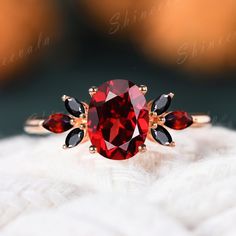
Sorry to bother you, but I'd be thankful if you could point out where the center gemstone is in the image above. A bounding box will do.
[87,79,149,160]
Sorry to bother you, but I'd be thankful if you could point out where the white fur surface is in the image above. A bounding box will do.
[0,126,236,236]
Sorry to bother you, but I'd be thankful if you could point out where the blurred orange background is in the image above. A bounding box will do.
[0,0,235,135]
[81,0,236,72]
[1,0,236,84]
[0,0,59,83]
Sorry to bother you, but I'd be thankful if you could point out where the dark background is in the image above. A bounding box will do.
[0,1,235,137]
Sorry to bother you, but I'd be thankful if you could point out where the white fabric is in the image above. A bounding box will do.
[0,126,236,236]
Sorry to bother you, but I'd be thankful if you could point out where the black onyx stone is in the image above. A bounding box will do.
[65,97,85,117]
[151,126,173,145]
[151,94,172,115]
[65,128,84,148]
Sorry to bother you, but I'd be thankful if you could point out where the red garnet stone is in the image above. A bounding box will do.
[165,111,193,130]
[43,113,72,133]
[88,79,149,160]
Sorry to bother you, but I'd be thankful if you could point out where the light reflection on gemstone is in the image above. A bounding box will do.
[88,79,149,160]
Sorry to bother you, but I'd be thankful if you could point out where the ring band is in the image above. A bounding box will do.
[24,79,211,160]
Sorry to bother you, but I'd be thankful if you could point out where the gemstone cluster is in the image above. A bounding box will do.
[42,79,194,160]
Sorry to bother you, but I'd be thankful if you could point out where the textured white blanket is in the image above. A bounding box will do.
[0,126,236,236]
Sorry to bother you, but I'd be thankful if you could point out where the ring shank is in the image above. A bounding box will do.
[24,118,50,135]
[191,114,211,127]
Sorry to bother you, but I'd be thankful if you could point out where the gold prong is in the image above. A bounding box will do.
[151,123,158,129]
[158,117,166,125]
[139,85,148,95]
[168,92,174,98]
[150,112,158,118]
[63,144,68,149]
[89,145,97,154]
[62,95,70,102]
[80,113,87,119]
[79,124,86,130]
[70,118,76,126]
[166,141,175,147]
[159,117,165,122]
[138,144,147,153]
[89,86,98,97]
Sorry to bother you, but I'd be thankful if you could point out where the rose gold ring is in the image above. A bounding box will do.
[24,79,211,160]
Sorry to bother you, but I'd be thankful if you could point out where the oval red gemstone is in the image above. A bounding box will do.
[43,113,73,133]
[87,79,149,160]
[165,111,193,130]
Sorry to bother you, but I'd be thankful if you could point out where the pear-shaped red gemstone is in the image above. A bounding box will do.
[43,113,73,133]
[165,111,193,130]
[88,79,149,160]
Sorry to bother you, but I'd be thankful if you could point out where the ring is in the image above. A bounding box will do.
[24,79,211,160]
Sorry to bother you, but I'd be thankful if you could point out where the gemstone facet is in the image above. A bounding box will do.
[43,113,73,133]
[87,79,149,160]
[65,97,85,117]
[165,111,193,130]
[65,128,84,148]
[151,94,172,115]
[151,125,172,145]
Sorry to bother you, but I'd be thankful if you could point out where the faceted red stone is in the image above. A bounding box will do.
[43,113,73,133]
[165,111,193,130]
[87,79,149,160]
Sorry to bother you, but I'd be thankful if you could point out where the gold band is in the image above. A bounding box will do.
[24,118,50,135]
[191,114,211,127]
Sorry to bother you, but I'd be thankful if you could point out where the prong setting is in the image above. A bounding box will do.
[80,113,87,119]
[138,144,147,153]
[89,145,97,154]
[150,111,158,118]
[62,95,70,102]
[62,144,68,149]
[168,92,174,98]
[70,118,76,126]
[89,86,98,97]
[139,85,148,95]
[79,123,86,130]
[151,122,158,129]
[167,141,176,147]
[158,116,166,125]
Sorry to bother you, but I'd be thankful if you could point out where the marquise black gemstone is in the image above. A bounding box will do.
[65,97,85,117]
[65,128,84,148]
[151,94,172,115]
[151,126,173,145]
